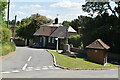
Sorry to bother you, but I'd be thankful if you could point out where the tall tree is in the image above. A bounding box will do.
[82,1,120,53]
[62,21,71,26]
[82,1,120,18]
[17,13,52,39]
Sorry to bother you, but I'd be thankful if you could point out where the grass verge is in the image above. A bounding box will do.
[0,41,16,56]
[48,50,118,69]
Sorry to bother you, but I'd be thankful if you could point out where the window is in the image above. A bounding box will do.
[52,38,54,43]
[48,37,51,43]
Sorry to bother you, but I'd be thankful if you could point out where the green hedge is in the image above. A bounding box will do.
[0,41,16,56]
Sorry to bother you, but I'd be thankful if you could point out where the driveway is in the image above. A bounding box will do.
[0,47,118,78]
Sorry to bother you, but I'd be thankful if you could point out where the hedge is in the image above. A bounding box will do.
[1,41,16,56]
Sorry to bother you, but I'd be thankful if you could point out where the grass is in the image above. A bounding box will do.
[48,50,118,69]
[0,41,16,56]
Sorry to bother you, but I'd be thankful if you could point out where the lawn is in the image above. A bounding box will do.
[48,50,118,69]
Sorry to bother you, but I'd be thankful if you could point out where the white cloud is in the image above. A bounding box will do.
[50,0,85,9]
[37,9,51,14]
[20,4,43,9]
[15,11,25,15]
[49,0,88,22]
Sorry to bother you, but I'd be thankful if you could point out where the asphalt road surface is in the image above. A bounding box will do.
[0,47,118,78]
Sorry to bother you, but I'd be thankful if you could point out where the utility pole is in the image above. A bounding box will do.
[13,15,17,39]
[7,0,10,28]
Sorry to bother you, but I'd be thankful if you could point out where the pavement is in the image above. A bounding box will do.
[0,47,119,78]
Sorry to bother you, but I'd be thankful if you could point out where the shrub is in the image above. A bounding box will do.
[1,41,16,56]
[0,27,12,41]
[68,34,83,49]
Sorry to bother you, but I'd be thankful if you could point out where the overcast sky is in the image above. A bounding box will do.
[5,0,116,23]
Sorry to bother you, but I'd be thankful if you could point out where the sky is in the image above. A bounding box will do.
[5,0,88,23]
[5,0,116,23]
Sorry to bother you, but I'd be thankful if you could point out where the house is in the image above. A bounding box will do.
[33,18,77,49]
[86,39,110,65]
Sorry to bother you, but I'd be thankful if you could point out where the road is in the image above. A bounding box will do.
[0,47,118,78]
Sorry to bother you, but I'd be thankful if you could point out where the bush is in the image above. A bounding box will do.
[68,34,83,49]
[1,41,16,56]
[0,27,12,41]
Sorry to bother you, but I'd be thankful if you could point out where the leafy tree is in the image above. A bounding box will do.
[17,13,52,39]
[62,21,71,26]
[82,1,120,53]
[0,1,7,26]
[82,1,120,18]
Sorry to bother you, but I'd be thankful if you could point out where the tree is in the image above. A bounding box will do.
[82,1,120,18]
[62,21,71,26]
[0,1,7,26]
[17,13,52,39]
[82,2,120,53]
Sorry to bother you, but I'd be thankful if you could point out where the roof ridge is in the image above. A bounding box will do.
[97,39,110,49]
[97,39,106,49]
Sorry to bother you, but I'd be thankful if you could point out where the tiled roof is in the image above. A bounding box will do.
[50,26,77,38]
[86,39,110,50]
[33,28,41,36]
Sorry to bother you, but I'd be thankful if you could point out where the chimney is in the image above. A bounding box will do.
[54,18,58,24]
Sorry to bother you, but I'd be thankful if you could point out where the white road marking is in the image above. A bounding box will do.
[1,72,11,74]
[27,56,32,61]
[12,70,20,73]
[35,68,41,71]
[48,66,53,68]
[42,67,48,70]
[25,69,32,71]
[22,63,28,70]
